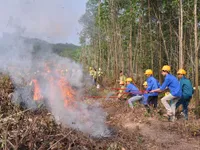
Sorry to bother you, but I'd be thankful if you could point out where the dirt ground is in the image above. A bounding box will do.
[0,76,200,150]
[101,99,200,150]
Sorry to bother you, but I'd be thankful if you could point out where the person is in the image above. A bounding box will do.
[97,68,103,88]
[150,65,182,122]
[125,78,143,109]
[117,81,126,100]
[144,69,160,109]
[89,67,94,77]
[142,81,151,113]
[176,69,194,120]
[93,69,97,85]
[117,71,126,83]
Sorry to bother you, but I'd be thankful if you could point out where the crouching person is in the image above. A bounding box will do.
[125,78,143,109]
[150,65,182,122]
[142,81,151,113]
[176,69,194,120]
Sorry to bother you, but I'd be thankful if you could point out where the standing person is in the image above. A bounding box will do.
[117,71,126,83]
[125,78,143,109]
[176,69,194,120]
[150,65,182,121]
[144,69,160,109]
[117,81,126,100]
[93,68,97,85]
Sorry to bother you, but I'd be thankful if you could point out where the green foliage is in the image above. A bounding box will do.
[52,43,81,61]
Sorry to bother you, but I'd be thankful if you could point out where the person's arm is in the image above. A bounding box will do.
[150,78,169,93]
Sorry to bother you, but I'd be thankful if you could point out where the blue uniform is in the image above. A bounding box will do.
[160,74,182,97]
[146,76,160,96]
[125,83,141,96]
[176,76,194,120]
[141,93,148,105]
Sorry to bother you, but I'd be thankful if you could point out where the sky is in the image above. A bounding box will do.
[0,0,87,45]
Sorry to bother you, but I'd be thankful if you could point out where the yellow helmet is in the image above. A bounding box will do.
[162,65,171,72]
[143,81,148,86]
[89,67,92,70]
[144,69,153,75]
[126,78,133,82]
[177,69,186,75]
[119,81,124,85]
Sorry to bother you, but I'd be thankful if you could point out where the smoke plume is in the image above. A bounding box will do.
[0,32,110,137]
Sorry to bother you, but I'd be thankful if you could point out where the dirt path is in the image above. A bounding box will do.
[103,100,200,150]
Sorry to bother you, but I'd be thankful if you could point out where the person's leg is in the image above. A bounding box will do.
[183,99,191,120]
[161,94,176,115]
[152,96,158,109]
[147,96,153,107]
[128,96,143,108]
[170,98,179,117]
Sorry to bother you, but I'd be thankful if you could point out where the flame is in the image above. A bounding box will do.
[32,79,43,101]
[58,74,75,107]
[32,63,75,107]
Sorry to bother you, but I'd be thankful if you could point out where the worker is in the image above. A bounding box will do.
[117,71,126,84]
[98,68,103,77]
[125,78,143,109]
[89,67,94,76]
[97,68,103,87]
[150,65,182,122]
[93,69,97,85]
[144,69,160,109]
[117,81,126,100]
[142,81,151,113]
[176,69,194,120]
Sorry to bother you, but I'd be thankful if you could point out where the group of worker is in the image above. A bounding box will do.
[89,67,103,87]
[118,65,194,122]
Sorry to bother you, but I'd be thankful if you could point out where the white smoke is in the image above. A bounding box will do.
[0,33,109,137]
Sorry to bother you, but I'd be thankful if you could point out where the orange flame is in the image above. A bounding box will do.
[58,76,75,107]
[32,79,43,101]
[32,64,75,107]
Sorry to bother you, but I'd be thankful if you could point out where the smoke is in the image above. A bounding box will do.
[0,33,110,137]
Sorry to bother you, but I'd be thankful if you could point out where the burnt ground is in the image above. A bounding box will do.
[0,75,199,150]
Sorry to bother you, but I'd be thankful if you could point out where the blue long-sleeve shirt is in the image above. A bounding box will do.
[146,76,160,96]
[160,74,182,97]
[179,76,194,99]
[125,83,141,96]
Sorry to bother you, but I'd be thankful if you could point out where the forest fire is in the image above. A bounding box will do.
[32,63,76,109]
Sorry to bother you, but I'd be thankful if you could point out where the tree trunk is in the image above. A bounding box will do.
[194,0,199,118]
[179,0,184,68]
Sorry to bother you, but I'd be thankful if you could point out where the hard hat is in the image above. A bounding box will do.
[177,69,186,75]
[119,81,124,85]
[143,81,148,86]
[144,69,153,75]
[162,65,171,72]
[126,78,133,82]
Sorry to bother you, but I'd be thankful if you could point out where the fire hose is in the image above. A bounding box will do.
[84,88,147,99]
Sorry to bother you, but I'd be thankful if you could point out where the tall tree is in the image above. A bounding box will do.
[194,0,199,118]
